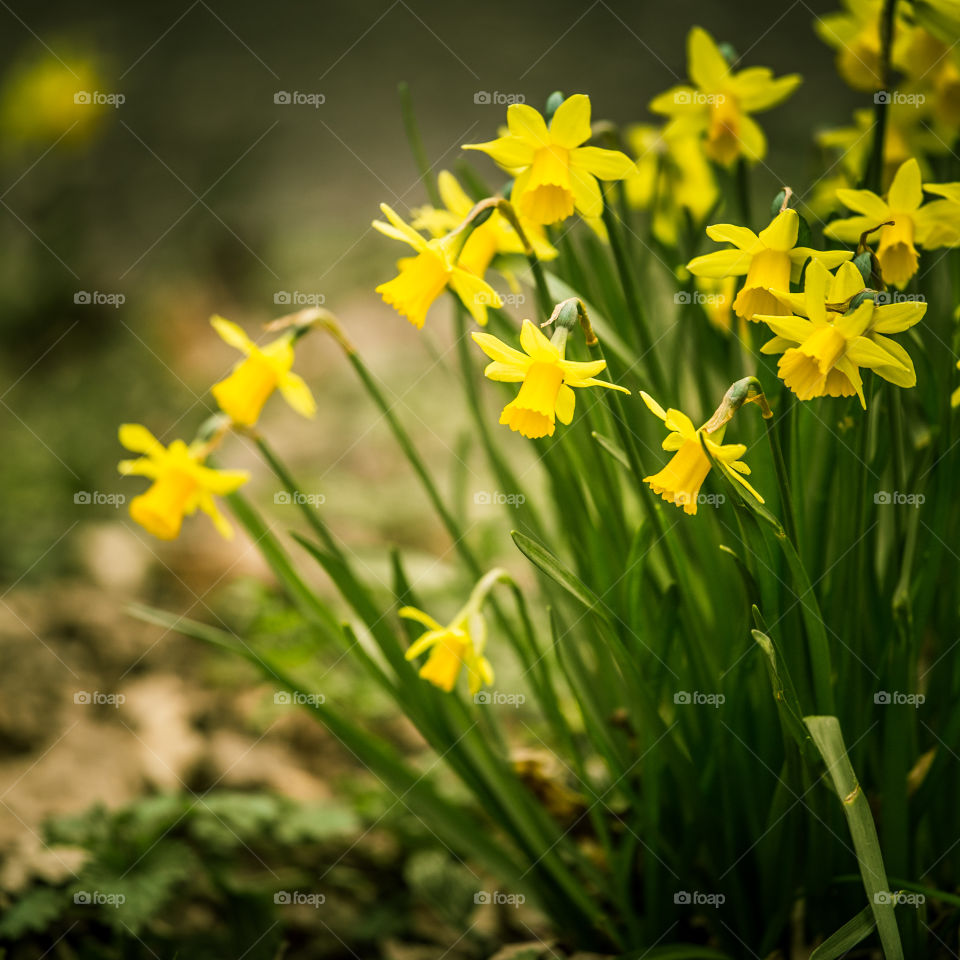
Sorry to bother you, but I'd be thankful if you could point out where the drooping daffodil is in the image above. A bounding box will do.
[210,316,316,427]
[400,569,507,695]
[640,391,763,515]
[118,424,249,540]
[472,318,629,439]
[374,203,503,329]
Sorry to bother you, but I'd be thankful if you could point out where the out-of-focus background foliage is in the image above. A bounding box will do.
[0,0,847,955]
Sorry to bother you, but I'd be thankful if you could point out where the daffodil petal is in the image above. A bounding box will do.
[887,158,923,212]
[549,93,591,148]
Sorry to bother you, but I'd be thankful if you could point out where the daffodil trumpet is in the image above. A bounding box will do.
[401,568,509,694]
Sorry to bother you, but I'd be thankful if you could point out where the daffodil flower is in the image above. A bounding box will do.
[641,392,763,515]
[754,259,925,405]
[118,424,249,540]
[373,203,502,329]
[210,316,316,427]
[411,170,556,288]
[687,208,852,322]
[471,319,629,439]
[824,158,960,288]
[462,94,636,225]
[400,569,506,694]
[624,124,718,247]
[649,26,801,166]
[814,0,912,91]
[817,106,944,196]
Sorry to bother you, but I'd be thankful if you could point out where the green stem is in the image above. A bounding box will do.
[865,0,898,192]
[345,349,482,577]
[253,435,343,560]
[600,200,665,393]
[765,415,800,550]
[399,81,441,207]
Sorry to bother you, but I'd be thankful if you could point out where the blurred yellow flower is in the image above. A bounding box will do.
[817,105,944,193]
[694,275,738,334]
[649,26,800,166]
[641,391,763,515]
[411,170,556,287]
[624,124,718,247]
[0,52,106,146]
[400,571,503,695]
[687,208,852,322]
[374,203,502,328]
[118,425,248,541]
[463,94,636,225]
[210,316,316,427]
[814,0,912,91]
[824,157,960,288]
[755,259,925,405]
[897,27,960,131]
[472,319,629,439]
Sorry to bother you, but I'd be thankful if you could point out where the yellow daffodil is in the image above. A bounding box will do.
[694,275,738,334]
[649,26,801,166]
[898,27,960,131]
[411,170,556,287]
[922,180,960,245]
[640,391,763,515]
[210,316,316,427]
[374,203,502,329]
[471,319,629,439]
[118,424,249,540]
[814,0,912,91]
[462,94,636,225]
[825,158,960,288]
[624,124,718,247]
[755,259,925,405]
[400,569,507,694]
[687,208,852,322]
